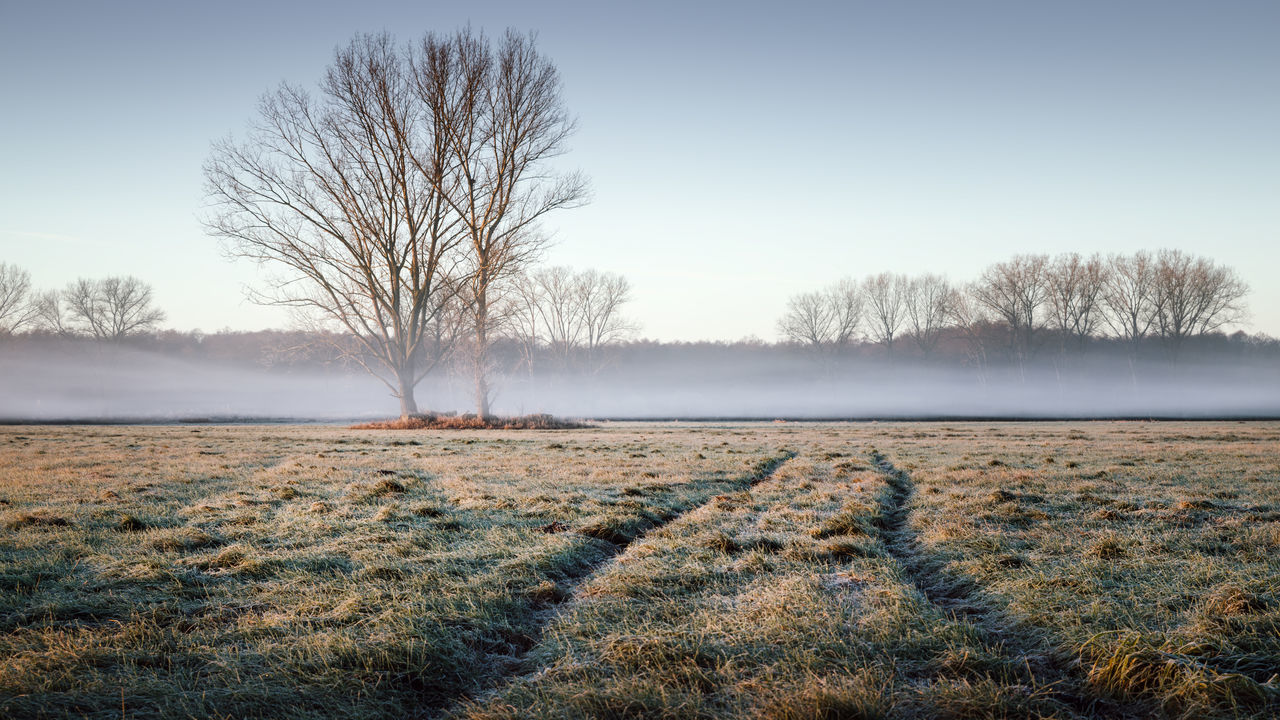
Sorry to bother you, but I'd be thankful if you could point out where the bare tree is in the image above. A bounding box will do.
[1046,253,1108,352]
[1101,251,1161,349]
[778,290,836,352]
[944,287,993,380]
[426,29,588,418]
[903,274,951,358]
[531,266,584,367]
[0,263,38,333]
[504,272,544,375]
[577,268,636,363]
[504,266,634,373]
[33,290,69,334]
[205,33,468,418]
[827,277,864,347]
[778,278,863,356]
[863,272,908,355]
[1152,249,1248,356]
[969,254,1050,362]
[63,276,165,339]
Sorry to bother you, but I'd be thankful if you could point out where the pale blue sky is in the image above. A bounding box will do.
[2,1,1277,340]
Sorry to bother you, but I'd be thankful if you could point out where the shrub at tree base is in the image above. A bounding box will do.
[350,412,589,430]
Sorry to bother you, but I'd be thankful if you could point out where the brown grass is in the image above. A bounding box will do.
[351,412,589,430]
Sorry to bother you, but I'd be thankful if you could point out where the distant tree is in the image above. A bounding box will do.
[777,278,861,355]
[0,262,38,333]
[1101,251,1161,349]
[1046,253,1107,352]
[969,254,1050,363]
[827,277,864,347]
[577,268,636,365]
[863,272,908,355]
[204,33,467,418]
[903,274,951,358]
[505,273,544,375]
[506,266,634,373]
[943,287,994,378]
[32,290,69,335]
[62,276,165,339]
[778,290,836,352]
[1152,249,1248,356]
[531,266,584,367]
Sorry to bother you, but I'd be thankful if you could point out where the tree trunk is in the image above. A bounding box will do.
[473,290,491,419]
[397,367,419,419]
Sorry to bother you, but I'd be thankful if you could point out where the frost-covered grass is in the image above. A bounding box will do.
[1,422,1276,719]
[873,422,1280,719]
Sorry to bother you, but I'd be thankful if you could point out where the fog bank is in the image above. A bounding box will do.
[2,343,1277,421]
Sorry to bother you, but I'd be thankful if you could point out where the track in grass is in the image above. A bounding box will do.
[431,449,798,718]
[869,450,1140,720]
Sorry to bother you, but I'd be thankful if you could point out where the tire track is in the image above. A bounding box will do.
[431,449,797,718]
[868,450,1132,720]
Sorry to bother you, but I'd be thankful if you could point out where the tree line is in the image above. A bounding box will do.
[778,250,1250,363]
[0,259,637,375]
[0,266,164,340]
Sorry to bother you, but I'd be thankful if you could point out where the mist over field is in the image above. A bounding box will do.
[3,340,1277,421]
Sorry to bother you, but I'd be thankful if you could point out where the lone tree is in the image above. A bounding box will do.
[206,33,469,417]
[205,29,584,419]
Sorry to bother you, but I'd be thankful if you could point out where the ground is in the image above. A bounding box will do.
[0,422,1277,719]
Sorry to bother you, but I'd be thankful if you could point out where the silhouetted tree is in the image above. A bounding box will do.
[62,276,165,340]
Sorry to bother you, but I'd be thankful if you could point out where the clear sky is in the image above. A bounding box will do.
[2,0,1277,340]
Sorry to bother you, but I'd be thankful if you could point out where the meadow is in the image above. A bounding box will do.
[0,422,1276,719]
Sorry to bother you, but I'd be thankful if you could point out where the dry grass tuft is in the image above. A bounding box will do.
[1088,536,1125,559]
[1082,634,1277,717]
[373,477,407,495]
[351,412,589,430]
[272,485,299,500]
[1203,585,1268,617]
[117,513,147,532]
[3,511,72,530]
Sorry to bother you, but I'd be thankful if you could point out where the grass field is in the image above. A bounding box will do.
[1,422,1276,719]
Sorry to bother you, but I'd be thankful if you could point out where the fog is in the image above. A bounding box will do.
[2,342,1278,422]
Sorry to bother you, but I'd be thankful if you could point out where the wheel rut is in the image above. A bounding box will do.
[868,450,1135,720]
[428,449,797,718]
